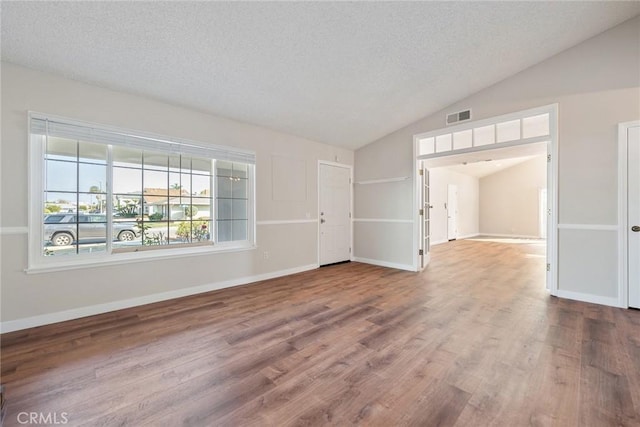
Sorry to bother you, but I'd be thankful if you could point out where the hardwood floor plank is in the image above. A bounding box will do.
[521,345,581,426]
[579,365,637,426]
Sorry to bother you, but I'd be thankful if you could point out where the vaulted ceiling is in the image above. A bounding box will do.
[2,2,638,149]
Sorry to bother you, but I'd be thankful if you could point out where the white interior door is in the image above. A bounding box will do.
[420,163,431,270]
[546,146,553,292]
[628,125,640,308]
[319,163,351,266]
[447,184,458,241]
[539,188,548,239]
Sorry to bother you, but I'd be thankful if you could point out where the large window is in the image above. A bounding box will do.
[30,114,255,270]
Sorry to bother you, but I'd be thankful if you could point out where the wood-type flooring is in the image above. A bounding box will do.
[2,239,639,426]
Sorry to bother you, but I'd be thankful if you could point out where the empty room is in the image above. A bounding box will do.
[1,2,639,426]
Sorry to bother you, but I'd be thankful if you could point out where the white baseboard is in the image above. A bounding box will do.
[475,233,542,239]
[430,233,479,246]
[458,233,480,240]
[556,290,622,308]
[0,263,319,333]
[352,257,415,272]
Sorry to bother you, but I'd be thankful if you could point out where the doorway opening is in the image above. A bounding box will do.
[427,149,547,244]
[413,105,558,295]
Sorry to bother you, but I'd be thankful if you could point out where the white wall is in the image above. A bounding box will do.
[353,119,415,262]
[0,63,353,330]
[354,16,640,305]
[429,168,479,244]
[480,156,547,238]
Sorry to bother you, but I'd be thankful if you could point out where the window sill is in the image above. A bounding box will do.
[26,243,257,274]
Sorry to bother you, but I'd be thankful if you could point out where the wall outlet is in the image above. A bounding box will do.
[263,251,269,260]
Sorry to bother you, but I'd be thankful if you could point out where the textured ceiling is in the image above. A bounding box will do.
[2,2,639,149]
[424,141,548,171]
[442,155,541,179]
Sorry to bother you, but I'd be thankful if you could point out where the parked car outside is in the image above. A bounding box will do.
[44,214,138,246]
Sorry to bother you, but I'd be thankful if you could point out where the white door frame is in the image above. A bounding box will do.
[412,104,558,296]
[317,160,353,267]
[418,161,431,270]
[539,188,548,239]
[447,184,458,241]
[617,120,640,308]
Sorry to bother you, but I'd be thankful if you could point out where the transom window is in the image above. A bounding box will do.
[417,112,550,157]
[29,114,255,270]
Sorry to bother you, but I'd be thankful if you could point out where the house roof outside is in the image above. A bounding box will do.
[142,188,191,205]
[166,197,211,207]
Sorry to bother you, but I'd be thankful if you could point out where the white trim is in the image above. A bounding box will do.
[0,226,29,235]
[354,176,410,185]
[430,239,448,246]
[556,290,622,308]
[548,104,559,296]
[27,112,258,271]
[618,122,628,309]
[317,161,354,266]
[417,161,429,272]
[415,104,554,140]
[28,113,42,273]
[417,135,551,161]
[25,243,257,274]
[436,234,540,242]
[318,160,352,169]
[447,183,458,241]
[458,233,481,240]
[413,137,419,272]
[539,188,547,238]
[618,120,640,309]
[29,111,256,162]
[472,233,543,239]
[0,263,318,333]
[557,223,618,231]
[353,218,413,224]
[413,103,558,295]
[256,219,318,225]
[352,257,414,272]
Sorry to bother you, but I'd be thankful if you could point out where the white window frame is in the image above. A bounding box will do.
[27,112,256,273]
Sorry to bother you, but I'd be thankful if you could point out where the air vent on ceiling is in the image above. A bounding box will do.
[446,109,472,126]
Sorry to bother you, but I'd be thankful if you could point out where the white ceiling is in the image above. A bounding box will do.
[441,155,540,178]
[424,141,548,177]
[2,2,638,150]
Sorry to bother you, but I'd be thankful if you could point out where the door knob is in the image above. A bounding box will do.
[632,225,640,232]
[320,218,326,224]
